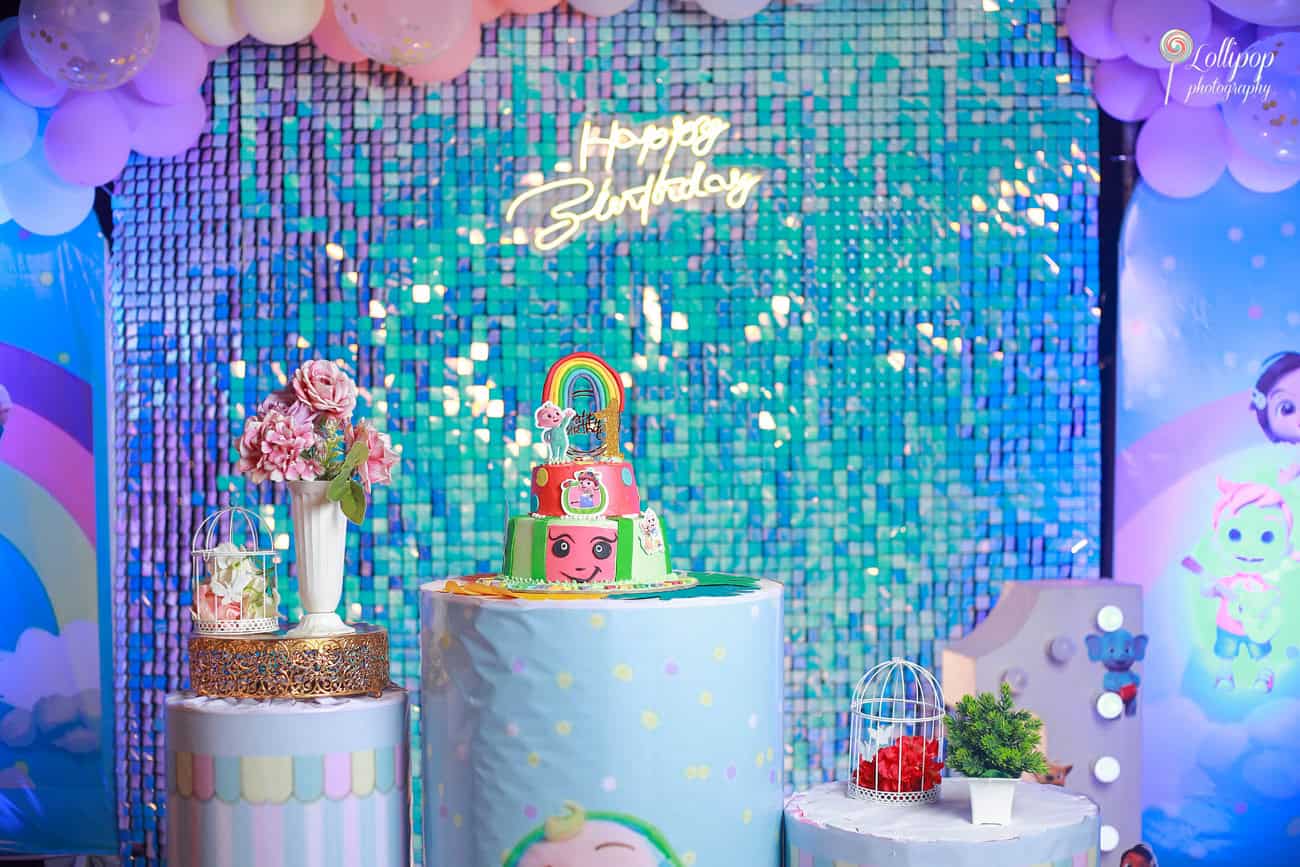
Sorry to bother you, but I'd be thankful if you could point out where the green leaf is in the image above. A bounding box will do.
[326,473,351,501]
[338,480,367,525]
[341,438,370,475]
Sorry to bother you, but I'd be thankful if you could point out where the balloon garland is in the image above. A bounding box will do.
[1066,0,1300,197]
[0,0,772,237]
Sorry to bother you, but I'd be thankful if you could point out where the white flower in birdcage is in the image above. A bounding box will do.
[847,658,946,805]
[190,507,281,635]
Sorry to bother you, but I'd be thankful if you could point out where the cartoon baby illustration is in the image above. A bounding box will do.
[1182,478,1299,692]
[636,509,664,555]
[546,524,617,584]
[536,401,578,463]
[574,471,601,509]
[1251,351,1300,485]
[504,802,684,867]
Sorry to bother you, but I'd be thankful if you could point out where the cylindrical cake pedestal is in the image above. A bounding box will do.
[420,579,784,867]
[785,780,1099,867]
[165,688,409,867]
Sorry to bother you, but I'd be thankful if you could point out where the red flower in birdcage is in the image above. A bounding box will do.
[853,735,944,793]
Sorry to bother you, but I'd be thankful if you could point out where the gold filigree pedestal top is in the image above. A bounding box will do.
[188,622,389,699]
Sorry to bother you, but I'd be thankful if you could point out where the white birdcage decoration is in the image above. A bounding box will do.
[190,507,280,635]
[847,658,946,804]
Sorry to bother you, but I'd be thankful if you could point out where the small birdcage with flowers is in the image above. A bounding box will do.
[847,658,946,804]
[190,507,280,635]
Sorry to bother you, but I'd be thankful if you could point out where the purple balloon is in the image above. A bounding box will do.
[1066,0,1126,60]
[43,92,131,185]
[130,21,208,105]
[0,31,66,107]
[1221,32,1300,164]
[115,88,207,157]
[1226,137,1300,191]
[1114,0,1213,69]
[1209,1,1300,28]
[1136,102,1230,197]
[1168,20,1237,106]
[1095,58,1165,120]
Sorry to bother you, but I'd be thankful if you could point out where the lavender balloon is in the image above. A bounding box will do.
[0,30,65,106]
[44,92,130,185]
[697,0,770,19]
[130,20,207,105]
[19,0,160,91]
[569,0,637,15]
[1065,0,1125,60]
[0,82,39,165]
[1221,32,1300,164]
[1136,102,1229,197]
[1209,1,1300,28]
[1226,137,1300,191]
[1094,58,1165,121]
[115,88,207,157]
[1113,0,1212,68]
[0,142,94,235]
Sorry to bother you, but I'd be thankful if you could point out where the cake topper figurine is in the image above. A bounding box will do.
[535,401,577,463]
[540,353,625,460]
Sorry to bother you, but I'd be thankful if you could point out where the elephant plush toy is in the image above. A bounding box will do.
[1085,629,1149,716]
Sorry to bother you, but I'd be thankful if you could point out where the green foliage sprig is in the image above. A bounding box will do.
[945,682,1048,779]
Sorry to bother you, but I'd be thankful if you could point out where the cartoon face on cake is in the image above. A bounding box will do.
[506,803,681,867]
[546,524,618,583]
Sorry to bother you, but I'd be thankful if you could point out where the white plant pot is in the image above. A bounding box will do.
[967,777,1018,825]
[285,479,354,638]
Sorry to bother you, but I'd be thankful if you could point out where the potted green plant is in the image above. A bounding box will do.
[945,682,1048,825]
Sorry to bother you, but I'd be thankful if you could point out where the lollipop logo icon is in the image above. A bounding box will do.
[1160,29,1194,64]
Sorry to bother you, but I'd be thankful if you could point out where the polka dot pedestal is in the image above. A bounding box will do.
[419,580,784,866]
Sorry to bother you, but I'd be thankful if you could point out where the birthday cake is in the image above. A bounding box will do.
[476,352,706,596]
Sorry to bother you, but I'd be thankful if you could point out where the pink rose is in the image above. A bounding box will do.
[291,360,357,421]
[258,386,316,425]
[347,420,398,492]
[236,407,321,484]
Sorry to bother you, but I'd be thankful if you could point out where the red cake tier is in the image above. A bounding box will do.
[531,460,641,517]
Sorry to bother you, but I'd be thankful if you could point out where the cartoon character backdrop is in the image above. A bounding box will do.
[0,216,116,853]
[1116,176,1300,866]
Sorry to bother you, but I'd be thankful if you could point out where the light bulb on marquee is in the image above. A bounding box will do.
[505,113,764,251]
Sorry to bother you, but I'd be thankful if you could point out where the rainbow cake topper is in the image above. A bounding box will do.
[540,352,625,460]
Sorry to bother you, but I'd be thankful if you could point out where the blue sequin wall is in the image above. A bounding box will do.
[110,0,1101,861]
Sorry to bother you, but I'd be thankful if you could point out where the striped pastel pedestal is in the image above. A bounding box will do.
[785,780,1099,867]
[164,688,409,867]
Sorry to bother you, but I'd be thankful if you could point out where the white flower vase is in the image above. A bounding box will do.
[286,479,354,637]
[967,778,1018,825]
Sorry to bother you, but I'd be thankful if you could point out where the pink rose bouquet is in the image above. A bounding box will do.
[236,361,397,524]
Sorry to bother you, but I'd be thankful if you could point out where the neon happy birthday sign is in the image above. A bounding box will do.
[505,114,764,251]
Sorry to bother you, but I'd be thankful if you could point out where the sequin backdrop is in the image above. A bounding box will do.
[110,1,1101,861]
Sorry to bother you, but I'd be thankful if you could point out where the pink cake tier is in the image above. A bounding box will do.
[531,460,640,517]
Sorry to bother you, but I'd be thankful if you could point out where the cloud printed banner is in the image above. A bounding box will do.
[0,217,116,854]
[1116,177,1300,867]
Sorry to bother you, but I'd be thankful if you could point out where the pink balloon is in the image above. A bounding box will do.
[473,0,510,22]
[1094,58,1165,121]
[570,0,637,15]
[0,31,66,108]
[1065,0,1125,60]
[115,88,207,157]
[1226,137,1300,191]
[1136,102,1229,197]
[404,26,481,84]
[43,92,131,185]
[1113,0,1213,68]
[508,0,559,13]
[131,21,208,105]
[313,0,368,63]
[334,0,473,65]
[697,0,770,19]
